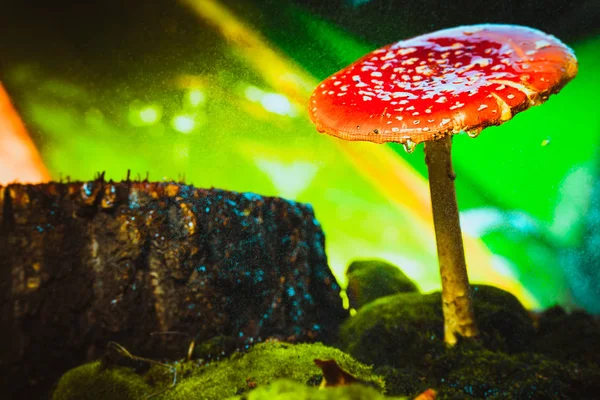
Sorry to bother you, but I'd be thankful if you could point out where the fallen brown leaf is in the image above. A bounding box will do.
[314,358,359,388]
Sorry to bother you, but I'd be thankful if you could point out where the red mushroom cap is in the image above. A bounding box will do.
[309,24,578,149]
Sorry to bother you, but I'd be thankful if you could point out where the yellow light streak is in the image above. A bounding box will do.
[179,0,538,308]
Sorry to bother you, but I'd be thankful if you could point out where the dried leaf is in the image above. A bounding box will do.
[414,388,437,400]
[314,358,359,387]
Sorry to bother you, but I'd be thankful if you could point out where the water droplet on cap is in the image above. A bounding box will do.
[402,139,417,153]
[466,129,482,138]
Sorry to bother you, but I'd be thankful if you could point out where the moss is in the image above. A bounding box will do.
[346,259,419,310]
[52,284,600,400]
[374,365,432,398]
[471,285,536,353]
[52,342,384,400]
[228,379,407,400]
[446,352,599,398]
[51,361,149,400]
[340,285,536,368]
[340,292,445,368]
[531,306,600,365]
[190,335,239,362]
[379,339,600,399]
[438,342,600,399]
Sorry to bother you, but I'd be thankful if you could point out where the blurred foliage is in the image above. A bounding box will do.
[1,0,599,310]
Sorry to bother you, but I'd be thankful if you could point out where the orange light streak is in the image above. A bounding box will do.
[0,83,50,184]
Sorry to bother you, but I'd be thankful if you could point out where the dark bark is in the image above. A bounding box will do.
[0,180,347,398]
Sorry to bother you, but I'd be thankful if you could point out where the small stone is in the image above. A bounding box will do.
[346,259,419,310]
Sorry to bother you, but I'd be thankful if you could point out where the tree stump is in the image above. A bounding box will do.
[0,180,347,398]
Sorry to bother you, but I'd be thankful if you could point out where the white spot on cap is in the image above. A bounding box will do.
[381,51,396,60]
[474,58,491,67]
[534,40,551,49]
[392,92,418,99]
[477,104,488,111]
[435,96,448,103]
[415,65,434,75]
[441,118,451,125]
[371,71,383,77]
[396,47,417,56]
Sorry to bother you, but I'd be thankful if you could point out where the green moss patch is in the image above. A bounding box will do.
[51,361,150,400]
[340,285,536,368]
[230,379,406,400]
[345,259,419,310]
[52,342,384,400]
[339,282,600,398]
[381,341,600,399]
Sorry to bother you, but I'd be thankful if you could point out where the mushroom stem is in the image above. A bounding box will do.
[424,135,479,345]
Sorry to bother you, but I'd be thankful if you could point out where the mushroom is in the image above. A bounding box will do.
[308,24,578,345]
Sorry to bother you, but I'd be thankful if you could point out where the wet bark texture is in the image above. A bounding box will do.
[0,180,347,398]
